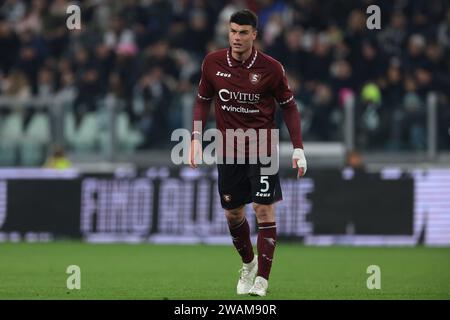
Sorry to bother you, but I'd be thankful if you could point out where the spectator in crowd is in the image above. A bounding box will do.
[134,66,171,149]
[44,144,72,169]
[0,15,20,75]
[308,83,336,141]
[346,150,365,170]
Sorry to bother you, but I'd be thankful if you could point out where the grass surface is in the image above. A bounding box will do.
[0,243,449,299]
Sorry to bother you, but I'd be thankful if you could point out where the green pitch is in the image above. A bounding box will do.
[0,242,449,299]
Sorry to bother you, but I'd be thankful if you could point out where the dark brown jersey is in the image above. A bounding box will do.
[193,46,303,157]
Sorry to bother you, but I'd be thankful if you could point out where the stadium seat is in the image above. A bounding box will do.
[117,112,143,153]
[20,112,51,167]
[0,112,23,166]
[64,112,99,153]
[98,112,143,154]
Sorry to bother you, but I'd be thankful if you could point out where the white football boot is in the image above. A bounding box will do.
[249,276,268,297]
[236,255,258,294]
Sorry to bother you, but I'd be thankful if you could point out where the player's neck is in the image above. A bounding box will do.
[231,47,253,63]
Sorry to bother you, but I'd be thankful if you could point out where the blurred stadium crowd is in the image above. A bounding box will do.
[0,0,449,164]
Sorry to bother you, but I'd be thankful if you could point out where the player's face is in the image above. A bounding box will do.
[229,23,257,55]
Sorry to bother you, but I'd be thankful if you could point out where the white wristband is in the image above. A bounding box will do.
[292,148,307,174]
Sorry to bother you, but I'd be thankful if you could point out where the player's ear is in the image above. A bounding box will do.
[252,28,257,40]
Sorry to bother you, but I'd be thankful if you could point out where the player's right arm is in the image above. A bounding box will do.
[190,56,214,168]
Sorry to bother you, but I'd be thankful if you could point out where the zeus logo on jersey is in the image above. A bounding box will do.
[218,89,261,103]
[216,71,231,78]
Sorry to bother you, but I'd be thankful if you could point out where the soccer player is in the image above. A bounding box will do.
[189,9,307,296]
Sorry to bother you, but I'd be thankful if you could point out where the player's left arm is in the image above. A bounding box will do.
[273,62,307,178]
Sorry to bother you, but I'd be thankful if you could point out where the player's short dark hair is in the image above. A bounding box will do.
[230,9,258,29]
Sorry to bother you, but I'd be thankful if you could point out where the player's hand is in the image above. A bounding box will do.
[189,139,202,169]
[292,148,307,178]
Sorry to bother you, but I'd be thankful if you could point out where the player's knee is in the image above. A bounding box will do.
[225,206,245,224]
[253,203,272,221]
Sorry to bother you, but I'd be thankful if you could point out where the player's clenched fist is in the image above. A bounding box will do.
[292,148,307,178]
[189,138,202,169]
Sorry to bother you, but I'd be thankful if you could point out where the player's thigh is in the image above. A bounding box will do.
[217,163,252,209]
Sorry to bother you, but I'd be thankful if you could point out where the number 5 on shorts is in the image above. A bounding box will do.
[260,176,269,192]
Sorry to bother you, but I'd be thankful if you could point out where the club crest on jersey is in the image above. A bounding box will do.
[249,73,261,85]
